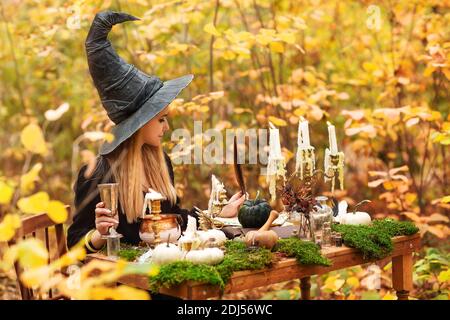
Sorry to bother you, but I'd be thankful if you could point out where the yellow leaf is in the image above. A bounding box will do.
[346,276,360,288]
[405,193,417,204]
[322,275,345,292]
[54,247,86,268]
[303,71,316,85]
[0,214,21,241]
[255,29,275,45]
[293,108,306,117]
[20,265,53,288]
[5,238,49,269]
[20,123,48,156]
[47,200,68,224]
[0,181,14,205]
[423,65,435,77]
[362,62,377,72]
[383,181,395,191]
[232,46,251,58]
[213,38,228,50]
[17,192,50,214]
[278,32,296,44]
[222,50,236,60]
[20,163,42,194]
[203,23,221,37]
[115,285,150,300]
[269,41,284,53]
[442,195,450,204]
[90,285,150,300]
[438,270,450,283]
[268,116,287,127]
[382,292,397,300]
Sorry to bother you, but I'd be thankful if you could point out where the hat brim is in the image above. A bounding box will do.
[99,74,193,155]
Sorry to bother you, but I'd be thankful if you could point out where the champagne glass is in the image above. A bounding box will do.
[98,183,119,232]
[98,183,122,258]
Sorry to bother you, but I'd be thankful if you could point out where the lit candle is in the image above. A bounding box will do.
[269,122,283,158]
[327,121,338,154]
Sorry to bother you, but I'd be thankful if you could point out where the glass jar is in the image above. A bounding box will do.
[322,226,332,247]
[311,196,333,236]
[288,211,302,237]
[314,234,322,248]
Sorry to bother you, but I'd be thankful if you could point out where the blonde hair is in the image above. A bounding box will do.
[105,130,177,223]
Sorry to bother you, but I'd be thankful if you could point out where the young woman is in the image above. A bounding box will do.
[67,11,244,252]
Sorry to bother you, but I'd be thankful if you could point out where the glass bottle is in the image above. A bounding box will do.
[322,226,332,247]
[311,196,333,236]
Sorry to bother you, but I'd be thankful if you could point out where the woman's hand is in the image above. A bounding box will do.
[95,202,119,235]
[219,192,246,218]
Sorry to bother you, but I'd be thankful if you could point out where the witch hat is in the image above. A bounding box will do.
[85,11,193,155]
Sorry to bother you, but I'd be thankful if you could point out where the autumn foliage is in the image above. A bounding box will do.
[0,0,449,300]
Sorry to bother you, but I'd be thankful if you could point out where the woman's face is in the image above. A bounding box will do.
[139,107,170,147]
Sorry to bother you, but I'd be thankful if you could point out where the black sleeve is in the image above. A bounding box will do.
[67,165,102,251]
[164,152,199,231]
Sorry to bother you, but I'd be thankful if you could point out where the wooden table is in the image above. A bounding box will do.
[86,233,420,300]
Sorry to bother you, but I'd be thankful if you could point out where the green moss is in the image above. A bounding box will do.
[148,240,274,292]
[215,241,274,283]
[332,218,419,260]
[118,248,144,262]
[102,243,147,262]
[149,261,224,293]
[372,219,419,236]
[146,220,418,291]
[273,238,331,266]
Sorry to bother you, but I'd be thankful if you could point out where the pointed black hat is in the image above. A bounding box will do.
[85,11,193,155]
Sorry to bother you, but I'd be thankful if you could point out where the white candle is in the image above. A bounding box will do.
[301,118,310,147]
[269,122,283,158]
[297,119,304,148]
[327,121,338,154]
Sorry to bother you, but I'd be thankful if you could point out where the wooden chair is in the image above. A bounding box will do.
[8,207,70,300]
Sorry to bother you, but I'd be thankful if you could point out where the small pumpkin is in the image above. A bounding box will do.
[238,191,272,228]
[244,210,279,250]
[185,248,224,265]
[339,200,372,225]
[151,242,183,265]
[198,229,227,246]
[341,211,371,225]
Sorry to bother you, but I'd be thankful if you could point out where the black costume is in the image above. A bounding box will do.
[67,153,197,251]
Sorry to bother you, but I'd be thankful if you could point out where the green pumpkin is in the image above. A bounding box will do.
[238,192,272,228]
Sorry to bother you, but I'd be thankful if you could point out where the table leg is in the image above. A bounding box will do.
[300,277,311,300]
[392,253,413,300]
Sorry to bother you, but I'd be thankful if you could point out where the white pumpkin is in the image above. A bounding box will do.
[197,229,227,246]
[335,200,372,225]
[185,248,224,265]
[151,243,183,265]
[340,211,372,225]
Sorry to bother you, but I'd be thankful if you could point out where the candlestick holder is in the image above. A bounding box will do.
[150,198,163,246]
[295,147,316,181]
[139,190,173,247]
[324,150,345,194]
